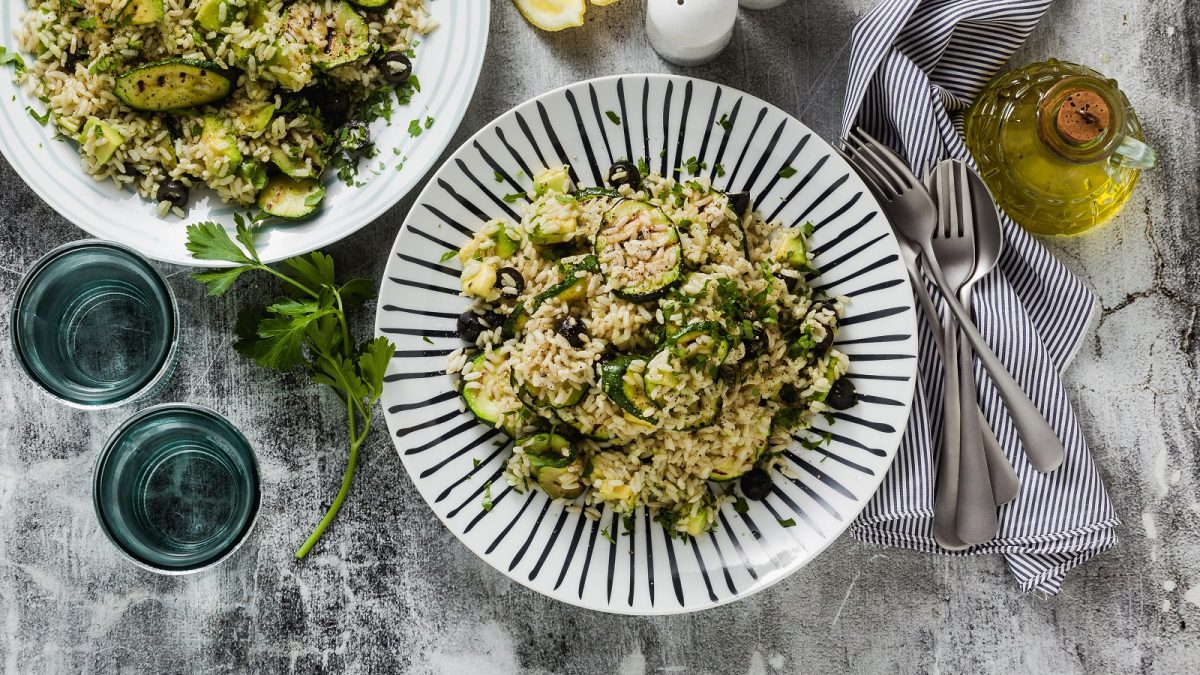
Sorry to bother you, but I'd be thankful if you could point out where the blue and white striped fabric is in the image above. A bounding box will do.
[839,0,1119,594]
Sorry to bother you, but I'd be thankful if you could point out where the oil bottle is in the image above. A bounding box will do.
[965,60,1156,235]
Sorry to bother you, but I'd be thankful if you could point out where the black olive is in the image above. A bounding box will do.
[743,327,768,359]
[161,115,182,140]
[607,161,642,190]
[494,267,525,296]
[155,180,189,210]
[826,378,858,410]
[555,315,587,349]
[456,309,504,343]
[813,325,835,356]
[305,85,351,129]
[727,191,751,216]
[779,384,799,405]
[740,468,772,501]
[336,119,371,155]
[380,51,413,85]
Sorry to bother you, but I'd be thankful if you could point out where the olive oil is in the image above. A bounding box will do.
[965,60,1156,235]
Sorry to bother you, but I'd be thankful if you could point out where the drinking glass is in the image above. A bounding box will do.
[10,240,178,408]
[93,404,261,573]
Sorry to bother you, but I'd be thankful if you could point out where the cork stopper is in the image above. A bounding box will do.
[1056,89,1110,144]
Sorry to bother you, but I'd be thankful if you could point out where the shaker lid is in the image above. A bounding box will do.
[1056,89,1110,144]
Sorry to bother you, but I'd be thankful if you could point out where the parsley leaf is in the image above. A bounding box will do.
[733,497,749,514]
[717,113,731,131]
[0,46,27,73]
[601,527,615,544]
[778,518,797,528]
[26,106,50,126]
[407,118,423,137]
[605,110,621,125]
[778,166,798,178]
[186,217,396,559]
[439,249,457,262]
[482,481,494,511]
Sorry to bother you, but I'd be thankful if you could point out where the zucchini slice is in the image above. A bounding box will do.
[77,118,125,164]
[461,352,523,431]
[510,367,586,410]
[595,200,682,302]
[114,59,232,111]
[283,2,371,71]
[599,355,656,424]
[115,0,164,25]
[198,115,241,175]
[519,432,584,499]
[256,175,326,220]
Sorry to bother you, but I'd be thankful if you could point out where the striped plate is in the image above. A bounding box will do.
[0,0,490,265]
[375,75,919,615]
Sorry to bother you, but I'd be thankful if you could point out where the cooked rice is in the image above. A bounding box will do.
[12,0,434,206]
[448,170,851,538]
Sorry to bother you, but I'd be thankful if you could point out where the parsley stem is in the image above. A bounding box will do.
[261,265,318,299]
[295,399,367,559]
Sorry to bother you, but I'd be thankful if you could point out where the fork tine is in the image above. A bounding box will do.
[850,132,912,195]
[837,144,892,201]
[956,162,974,240]
[852,128,924,191]
[845,134,906,196]
[936,162,954,240]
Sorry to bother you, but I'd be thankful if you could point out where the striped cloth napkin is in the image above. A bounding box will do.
[838,0,1120,594]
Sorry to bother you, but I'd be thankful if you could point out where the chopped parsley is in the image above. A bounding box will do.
[492,170,504,182]
[89,55,114,74]
[733,497,749,514]
[714,163,726,177]
[717,113,731,131]
[439,250,457,262]
[502,191,526,203]
[778,518,797,528]
[0,47,26,73]
[636,157,649,176]
[605,110,621,125]
[600,527,615,544]
[778,166,798,179]
[26,106,50,126]
[482,481,493,511]
[471,458,481,469]
[421,336,433,344]
[682,156,706,175]
[74,16,97,31]
[424,116,434,129]
[406,118,423,137]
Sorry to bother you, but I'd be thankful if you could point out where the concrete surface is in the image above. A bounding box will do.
[1,0,1198,672]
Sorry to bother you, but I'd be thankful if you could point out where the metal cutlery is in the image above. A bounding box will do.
[840,144,1018,511]
[930,161,999,545]
[843,129,1066,474]
[959,167,1021,506]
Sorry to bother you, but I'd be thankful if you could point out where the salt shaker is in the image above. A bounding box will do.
[646,0,738,67]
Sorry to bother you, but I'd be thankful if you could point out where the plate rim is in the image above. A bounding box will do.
[0,0,492,266]
[374,73,919,615]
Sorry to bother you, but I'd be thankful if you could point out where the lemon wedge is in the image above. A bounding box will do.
[513,0,586,31]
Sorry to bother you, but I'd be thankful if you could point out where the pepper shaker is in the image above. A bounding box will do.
[646,0,738,67]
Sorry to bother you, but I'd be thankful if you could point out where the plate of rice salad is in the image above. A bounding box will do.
[376,75,918,614]
[0,0,489,264]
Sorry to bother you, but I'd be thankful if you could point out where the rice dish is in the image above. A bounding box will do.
[12,0,433,217]
[448,165,855,538]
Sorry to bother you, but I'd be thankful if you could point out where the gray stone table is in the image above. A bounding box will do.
[1,0,1197,672]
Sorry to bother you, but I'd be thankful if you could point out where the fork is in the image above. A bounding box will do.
[843,128,1066,474]
[839,145,1018,510]
[931,161,999,545]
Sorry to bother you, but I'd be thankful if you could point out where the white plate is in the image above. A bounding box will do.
[375,75,919,615]
[0,0,489,265]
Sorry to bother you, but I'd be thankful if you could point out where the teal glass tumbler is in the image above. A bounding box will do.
[10,240,178,408]
[93,404,261,573]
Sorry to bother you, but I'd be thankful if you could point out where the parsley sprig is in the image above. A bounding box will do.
[186,216,396,559]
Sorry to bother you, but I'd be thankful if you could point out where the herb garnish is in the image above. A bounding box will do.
[439,250,457,262]
[185,217,396,559]
[778,518,797,528]
[714,163,726,177]
[605,110,621,125]
[733,497,749,514]
[0,46,27,73]
[26,106,50,126]
[482,481,494,511]
[600,526,615,544]
[717,113,731,131]
[778,166,798,178]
